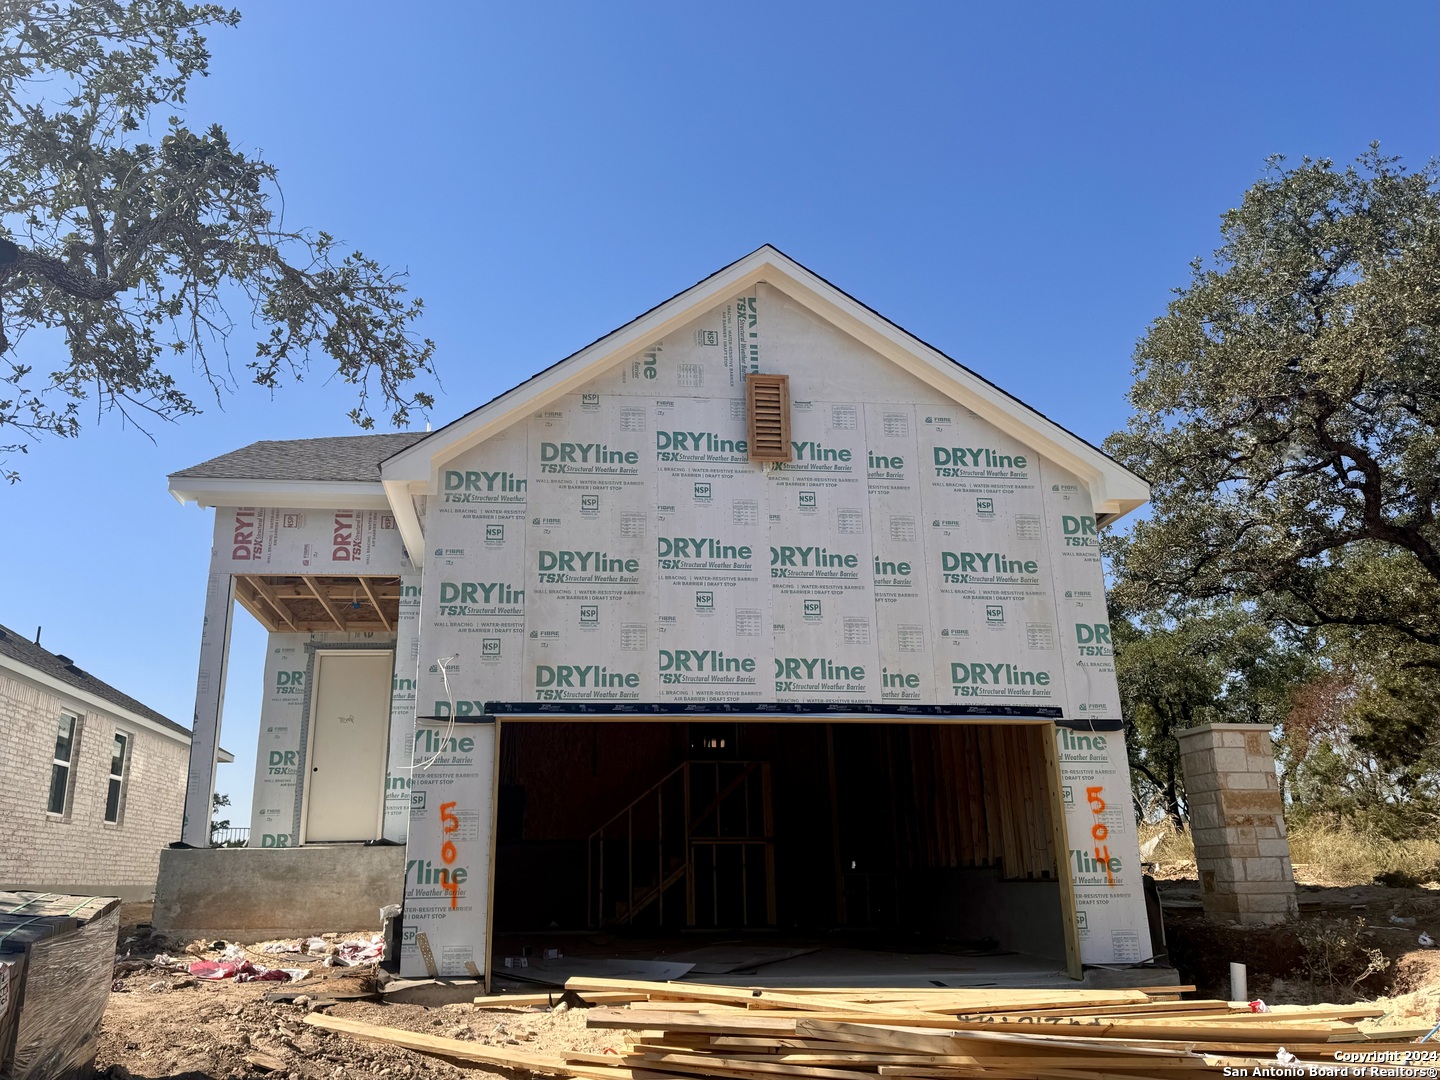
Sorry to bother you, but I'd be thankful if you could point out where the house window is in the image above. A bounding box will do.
[48,713,79,816]
[105,732,130,824]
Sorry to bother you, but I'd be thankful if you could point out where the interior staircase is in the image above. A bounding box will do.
[586,759,775,929]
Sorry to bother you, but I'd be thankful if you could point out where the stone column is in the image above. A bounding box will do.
[1176,722,1297,925]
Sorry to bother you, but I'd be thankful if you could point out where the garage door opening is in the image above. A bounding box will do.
[491,719,1074,977]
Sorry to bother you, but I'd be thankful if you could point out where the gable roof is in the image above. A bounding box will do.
[168,432,427,510]
[0,622,191,742]
[379,246,1148,556]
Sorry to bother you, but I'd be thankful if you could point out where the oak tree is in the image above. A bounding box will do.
[1106,149,1440,656]
[0,1,435,479]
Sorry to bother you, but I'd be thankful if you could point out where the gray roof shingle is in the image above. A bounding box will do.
[0,623,190,739]
[170,431,429,483]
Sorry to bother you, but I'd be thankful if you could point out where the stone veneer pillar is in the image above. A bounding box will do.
[1176,722,1298,925]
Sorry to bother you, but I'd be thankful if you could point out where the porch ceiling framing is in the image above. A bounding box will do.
[232,574,402,635]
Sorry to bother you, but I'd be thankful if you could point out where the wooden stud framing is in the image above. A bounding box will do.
[1043,724,1084,979]
[228,574,402,634]
[358,576,392,631]
[303,575,348,631]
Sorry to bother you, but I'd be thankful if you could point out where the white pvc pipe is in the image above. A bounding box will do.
[1230,962,1248,1002]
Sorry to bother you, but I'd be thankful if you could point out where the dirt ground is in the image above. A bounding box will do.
[1153,872,1440,1018]
[94,880,1440,1080]
[99,924,637,1080]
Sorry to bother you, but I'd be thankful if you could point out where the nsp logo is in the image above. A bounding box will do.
[485,524,504,542]
[693,482,711,502]
[695,591,714,613]
[798,490,817,510]
[481,638,501,658]
[803,599,822,620]
[580,605,599,627]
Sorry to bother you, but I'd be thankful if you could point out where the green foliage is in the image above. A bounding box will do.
[1106,149,1440,654]
[1113,597,1308,827]
[1292,917,1390,1000]
[1107,148,1440,835]
[1280,659,1440,837]
[0,1,436,480]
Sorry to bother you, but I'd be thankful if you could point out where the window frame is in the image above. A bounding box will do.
[47,711,80,817]
[104,729,131,825]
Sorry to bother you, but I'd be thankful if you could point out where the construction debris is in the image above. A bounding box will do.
[304,977,1440,1078]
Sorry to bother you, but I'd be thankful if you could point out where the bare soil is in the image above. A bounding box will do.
[95,876,1440,1079]
[1155,873,1440,1025]
[98,927,638,1080]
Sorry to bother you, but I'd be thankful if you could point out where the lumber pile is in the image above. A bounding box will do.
[306,977,1437,1079]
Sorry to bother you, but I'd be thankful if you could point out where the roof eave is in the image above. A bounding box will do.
[0,652,191,746]
[380,245,1149,517]
[167,476,391,510]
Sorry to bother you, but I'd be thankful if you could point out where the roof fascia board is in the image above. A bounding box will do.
[168,477,391,511]
[382,256,775,485]
[758,260,1150,517]
[0,653,191,747]
[384,478,427,570]
[382,246,1148,519]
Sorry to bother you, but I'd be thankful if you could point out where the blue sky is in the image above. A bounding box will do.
[3,1,1435,827]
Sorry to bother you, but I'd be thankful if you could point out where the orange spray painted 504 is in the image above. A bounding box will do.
[1084,786,1116,887]
[440,800,461,908]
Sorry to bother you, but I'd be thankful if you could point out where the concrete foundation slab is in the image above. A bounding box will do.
[153,844,405,939]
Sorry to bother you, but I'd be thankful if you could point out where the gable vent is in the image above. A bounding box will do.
[745,373,791,463]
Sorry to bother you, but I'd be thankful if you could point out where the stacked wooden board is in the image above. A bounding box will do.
[306,977,1439,1079]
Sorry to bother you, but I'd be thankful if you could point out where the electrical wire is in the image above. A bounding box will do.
[399,653,460,772]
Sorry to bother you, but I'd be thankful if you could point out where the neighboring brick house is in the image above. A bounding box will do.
[0,622,229,901]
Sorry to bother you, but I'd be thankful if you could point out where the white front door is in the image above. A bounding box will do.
[303,650,393,843]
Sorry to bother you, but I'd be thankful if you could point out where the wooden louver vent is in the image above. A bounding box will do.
[745,373,791,463]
